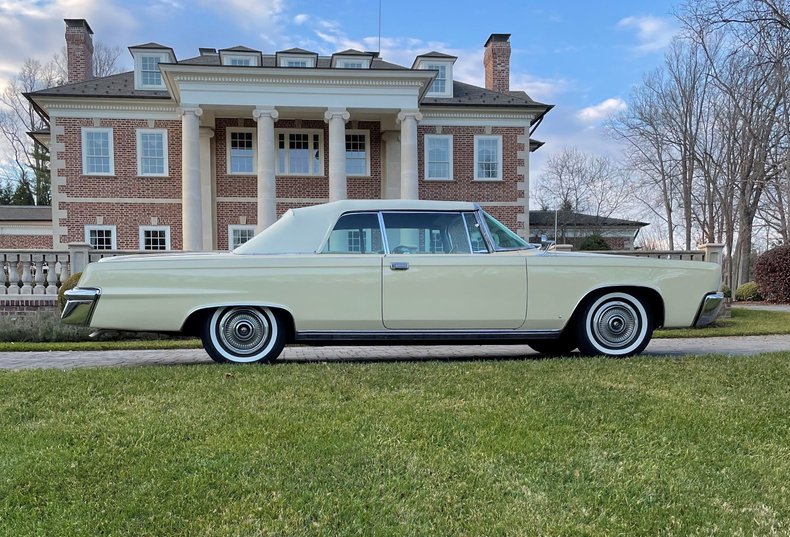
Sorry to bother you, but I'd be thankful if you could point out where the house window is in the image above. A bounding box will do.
[286,59,307,67]
[337,59,368,69]
[137,129,168,176]
[426,63,448,94]
[277,130,323,176]
[229,57,252,66]
[81,128,114,176]
[424,135,453,181]
[474,135,502,181]
[227,128,255,174]
[139,54,166,87]
[346,131,369,176]
[85,225,117,250]
[277,54,316,68]
[228,225,256,250]
[139,226,170,251]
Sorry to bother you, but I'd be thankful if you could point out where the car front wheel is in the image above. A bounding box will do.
[201,306,285,364]
[575,292,653,357]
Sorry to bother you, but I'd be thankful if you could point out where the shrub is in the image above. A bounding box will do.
[57,272,82,312]
[721,284,731,299]
[579,234,610,251]
[0,309,93,342]
[754,244,790,303]
[734,281,762,302]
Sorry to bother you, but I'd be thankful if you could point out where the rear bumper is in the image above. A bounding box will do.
[61,287,101,326]
[694,292,725,327]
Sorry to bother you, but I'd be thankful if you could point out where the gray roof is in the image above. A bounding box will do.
[28,71,170,98]
[530,211,648,228]
[277,47,317,55]
[129,42,171,50]
[416,51,458,59]
[220,45,261,53]
[422,81,549,108]
[333,49,371,56]
[0,205,52,222]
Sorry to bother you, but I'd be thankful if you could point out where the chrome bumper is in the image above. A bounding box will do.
[61,287,101,326]
[694,292,725,327]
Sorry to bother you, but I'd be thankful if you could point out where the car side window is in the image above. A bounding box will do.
[381,212,472,254]
[322,212,384,254]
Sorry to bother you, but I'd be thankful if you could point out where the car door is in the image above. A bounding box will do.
[381,211,527,330]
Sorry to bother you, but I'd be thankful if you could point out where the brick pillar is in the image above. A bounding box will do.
[65,19,94,83]
[484,33,511,94]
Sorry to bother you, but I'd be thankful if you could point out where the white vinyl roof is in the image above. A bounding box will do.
[233,199,480,255]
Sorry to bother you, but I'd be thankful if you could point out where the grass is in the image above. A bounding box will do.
[0,353,788,536]
[655,307,790,338]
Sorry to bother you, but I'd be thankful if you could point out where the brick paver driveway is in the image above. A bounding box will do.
[1,335,789,370]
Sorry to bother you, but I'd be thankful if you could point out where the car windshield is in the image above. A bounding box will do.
[482,211,534,250]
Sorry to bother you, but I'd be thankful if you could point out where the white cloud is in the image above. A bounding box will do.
[577,97,626,122]
[293,13,309,25]
[198,0,284,31]
[510,73,567,102]
[617,15,677,53]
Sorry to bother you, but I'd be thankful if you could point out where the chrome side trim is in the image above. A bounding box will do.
[61,287,101,326]
[694,292,725,327]
[295,329,561,344]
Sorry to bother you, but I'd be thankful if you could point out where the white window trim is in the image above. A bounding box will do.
[226,127,257,176]
[423,61,454,98]
[138,225,171,251]
[81,127,115,176]
[278,54,316,67]
[228,225,256,250]
[275,128,324,176]
[345,129,371,177]
[136,129,169,177]
[473,135,503,182]
[85,224,117,250]
[423,134,453,181]
[223,54,258,66]
[134,52,169,90]
[336,58,370,69]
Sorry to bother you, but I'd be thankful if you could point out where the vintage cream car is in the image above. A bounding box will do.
[62,200,723,363]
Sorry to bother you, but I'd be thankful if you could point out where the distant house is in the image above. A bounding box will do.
[22,19,552,252]
[529,210,648,250]
[0,205,53,249]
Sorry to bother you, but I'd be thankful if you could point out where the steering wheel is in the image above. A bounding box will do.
[392,245,411,254]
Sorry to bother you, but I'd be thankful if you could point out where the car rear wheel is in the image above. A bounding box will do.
[526,338,577,356]
[575,292,653,357]
[201,306,285,364]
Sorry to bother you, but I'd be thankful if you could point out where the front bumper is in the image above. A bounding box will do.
[61,287,101,326]
[694,292,725,327]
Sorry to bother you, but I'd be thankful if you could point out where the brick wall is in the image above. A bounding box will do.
[0,235,53,249]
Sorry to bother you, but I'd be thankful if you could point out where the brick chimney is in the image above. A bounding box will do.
[65,19,94,83]
[484,33,511,94]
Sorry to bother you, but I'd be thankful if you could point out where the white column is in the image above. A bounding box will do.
[324,108,350,201]
[199,127,215,249]
[397,110,422,200]
[253,106,279,231]
[180,106,203,251]
[381,131,401,199]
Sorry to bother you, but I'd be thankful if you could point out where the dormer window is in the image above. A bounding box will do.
[331,50,373,69]
[413,52,457,98]
[130,43,176,90]
[219,47,262,67]
[276,48,318,68]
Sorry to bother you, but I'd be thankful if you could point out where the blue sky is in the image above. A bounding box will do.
[0,0,683,180]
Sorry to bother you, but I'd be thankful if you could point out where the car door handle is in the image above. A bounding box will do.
[390,262,409,271]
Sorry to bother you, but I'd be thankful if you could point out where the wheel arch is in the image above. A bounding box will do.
[565,285,665,333]
[180,303,297,343]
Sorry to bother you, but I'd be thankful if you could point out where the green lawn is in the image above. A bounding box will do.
[1,354,788,536]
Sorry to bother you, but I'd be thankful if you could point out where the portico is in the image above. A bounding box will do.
[161,64,435,250]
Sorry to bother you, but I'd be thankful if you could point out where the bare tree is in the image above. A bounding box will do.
[52,41,125,83]
[534,147,635,218]
[0,42,125,205]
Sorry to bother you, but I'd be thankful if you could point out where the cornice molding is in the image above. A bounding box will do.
[173,74,424,87]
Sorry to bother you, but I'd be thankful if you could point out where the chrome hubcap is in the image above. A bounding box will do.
[218,308,270,355]
[593,301,638,348]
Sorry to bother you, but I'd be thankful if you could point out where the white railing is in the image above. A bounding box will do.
[1,243,162,297]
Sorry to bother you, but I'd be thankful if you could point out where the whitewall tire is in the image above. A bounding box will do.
[201,306,285,364]
[575,292,653,357]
